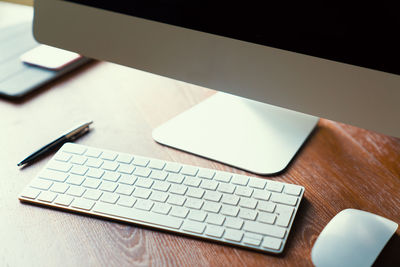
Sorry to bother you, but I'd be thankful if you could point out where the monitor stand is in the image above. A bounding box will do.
[153,92,318,175]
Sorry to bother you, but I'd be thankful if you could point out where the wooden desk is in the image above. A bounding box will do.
[1,62,399,266]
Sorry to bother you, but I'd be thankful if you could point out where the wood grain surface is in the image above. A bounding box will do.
[0,61,399,267]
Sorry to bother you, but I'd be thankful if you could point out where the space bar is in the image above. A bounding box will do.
[93,202,183,230]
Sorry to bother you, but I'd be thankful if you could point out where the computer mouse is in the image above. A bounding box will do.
[311,208,398,267]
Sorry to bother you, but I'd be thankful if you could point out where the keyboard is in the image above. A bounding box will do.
[19,143,304,254]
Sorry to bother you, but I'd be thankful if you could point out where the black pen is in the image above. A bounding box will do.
[17,121,93,167]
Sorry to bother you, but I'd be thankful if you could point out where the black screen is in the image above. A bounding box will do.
[66,1,400,75]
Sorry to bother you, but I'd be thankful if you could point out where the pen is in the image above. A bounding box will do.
[17,121,93,167]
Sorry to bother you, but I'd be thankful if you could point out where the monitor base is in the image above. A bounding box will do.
[153,92,319,175]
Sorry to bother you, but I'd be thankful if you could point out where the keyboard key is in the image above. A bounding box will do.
[71,198,95,211]
[238,208,258,221]
[184,198,203,210]
[132,188,151,199]
[100,192,119,204]
[183,176,201,187]
[206,213,225,226]
[117,196,136,208]
[205,225,224,238]
[200,180,218,191]
[170,206,189,218]
[169,184,187,195]
[100,151,118,161]
[50,182,70,194]
[67,186,86,197]
[186,187,205,199]
[243,237,261,246]
[188,210,207,222]
[53,152,72,162]
[225,217,244,230]
[217,183,235,194]
[253,189,271,201]
[181,166,198,176]
[102,172,120,182]
[243,221,286,239]
[167,195,186,206]
[235,186,253,197]
[203,191,222,202]
[221,205,239,217]
[202,202,222,213]
[47,161,72,172]
[221,194,239,206]
[239,197,258,209]
[135,177,153,189]
[248,178,266,189]
[54,194,74,206]
[150,191,169,203]
[258,212,276,224]
[257,200,276,213]
[37,191,57,203]
[134,199,154,211]
[150,170,168,181]
[115,184,134,196]
[93,201,183,229]
[245,232,263,241]
[86,168,105,179]
[262,237,282,250]
[70,155,87,165]
[70,165,88,176]
[152,181,170,192]
[82,178,101,189]
[85,148,102,158]
[167,173,185,184]
[116,153,134,164]
[20,187,41,199]
[118,174,137,185]
[275,204,295,227]
[152,203,172,215]
[148,159,166,170]
[66,174,85,186]
[86,158,103,168]
[101,161,119,172]
[214,172,232,183]
[266,181,284,193]
[30,178,53,190]
[164,162,182,173]
[231,175,249,186]
[182,221,205,234]
[271,193,298,206]
[99,181,118,192]
[38,169,68,182]
[132,157,149,167]
[284,185,302,196]
[133,167,151,177]
[197,169,215,179]
[118,163,135,175]
[224,229,243,242]
[83,189,103,201]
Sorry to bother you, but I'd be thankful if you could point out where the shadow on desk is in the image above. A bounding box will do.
[374,233,400,267]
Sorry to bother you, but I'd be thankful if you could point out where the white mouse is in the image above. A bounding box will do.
[311,208,398,267]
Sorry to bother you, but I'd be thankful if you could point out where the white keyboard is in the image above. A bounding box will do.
[19,143,304,254]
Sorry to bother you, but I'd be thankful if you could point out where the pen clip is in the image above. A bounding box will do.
[68,126,90,141]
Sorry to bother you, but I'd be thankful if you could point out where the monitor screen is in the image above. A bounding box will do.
[34,0,400,138]
[67,1,400,75]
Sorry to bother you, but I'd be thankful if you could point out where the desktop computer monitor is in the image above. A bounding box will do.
[32,1,400,174]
